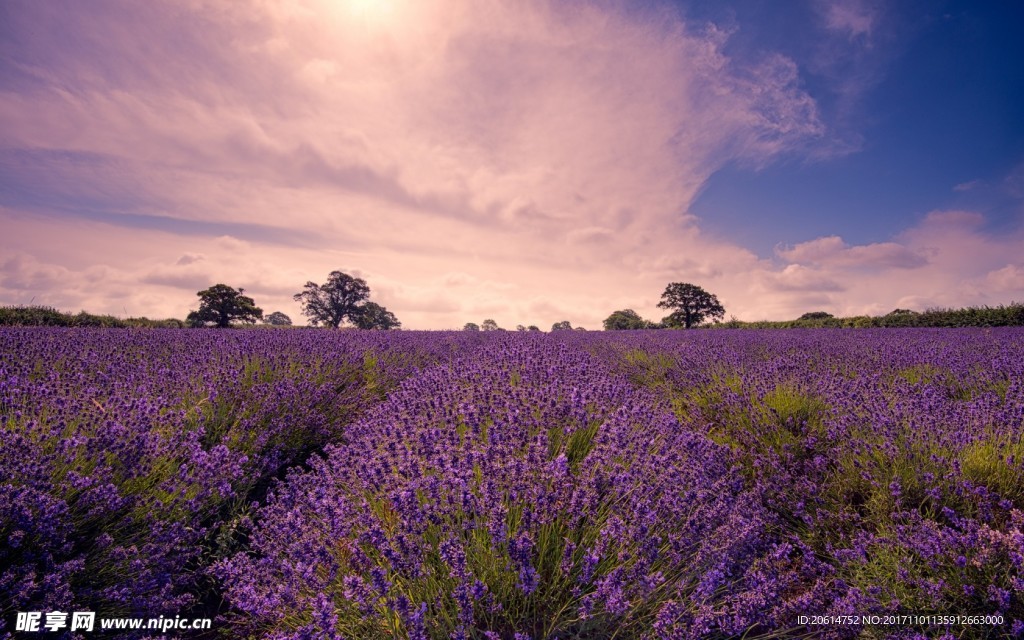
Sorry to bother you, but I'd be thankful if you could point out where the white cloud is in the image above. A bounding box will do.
[776,235,928,269]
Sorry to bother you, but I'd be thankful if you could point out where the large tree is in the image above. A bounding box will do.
[657,282,725,328]
[187,284,263,328]
[551,320,573,331]
[294,271,371,328]
[352,302,401,330]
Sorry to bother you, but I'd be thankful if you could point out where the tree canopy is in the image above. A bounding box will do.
[463,322,480,331]
[551,320,573,331]
[657,283,725,329]
[798,311,834,321]
[187,284,263,328]
[293,271,399,329]
[481,319,500,331]
[603,309,654,330]
[294,271,369,328]
[263,311,293,326]
[352,302,401,330]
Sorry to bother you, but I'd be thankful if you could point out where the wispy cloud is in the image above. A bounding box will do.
[953,179,982,192]
[819,0,878,41]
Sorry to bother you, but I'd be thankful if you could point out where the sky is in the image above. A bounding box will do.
[1,0,1022,329]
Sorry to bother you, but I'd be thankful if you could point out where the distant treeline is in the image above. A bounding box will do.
[3,302,1024,330]
[0,305,187,328]
[711,303,1024,329]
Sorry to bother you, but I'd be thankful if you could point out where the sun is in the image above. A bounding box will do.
[340,0,398,22]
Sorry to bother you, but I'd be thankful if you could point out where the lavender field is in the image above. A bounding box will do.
[2,328,1023,639]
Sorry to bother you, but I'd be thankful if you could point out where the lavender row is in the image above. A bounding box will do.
[0,328,485,637]
[217,335,832,639]
[578,328,1024,637]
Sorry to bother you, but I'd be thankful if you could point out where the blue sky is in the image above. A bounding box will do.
[1,0,1022,327]
[685,0,1024,253]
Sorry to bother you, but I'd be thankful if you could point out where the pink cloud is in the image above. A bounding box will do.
[764,210,1024,317]
[985,265,1024,293]
[760,264,846,292]
[776,235,927,269]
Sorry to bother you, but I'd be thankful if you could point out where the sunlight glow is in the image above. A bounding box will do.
[339,0,399,22]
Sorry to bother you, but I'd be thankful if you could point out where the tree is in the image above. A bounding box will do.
[463,322,480,331]
[264,311,292,326]
[294,271,371,328]
[527,325,540,332]
[516,324,527,332]
[481,319,500,331]
[551,320,572,331]
[352,302,401,330]
[603,309,652,330]
[657,283,725,329]
[798,311,834,321]
[187,284,263,328]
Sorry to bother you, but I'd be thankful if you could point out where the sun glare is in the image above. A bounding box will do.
[341,0,398,22]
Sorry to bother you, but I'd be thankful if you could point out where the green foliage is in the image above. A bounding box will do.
[959,437,1024,507]
[188,284,263,328]
[481,319,501,331]
[657,283,725,328]
[0,305,76,326]
[352,301,401,330]
[292,271,400,330]
[602,309,656,330]
[125,317,187,328]
[294,271,371,328]
[263,311,293,326]
[550,320,572,331]
[688,381,830,464]
[797,311,834,320]
[463,322,480,331]
[0,305,185,328]
[706,303,1024,329]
